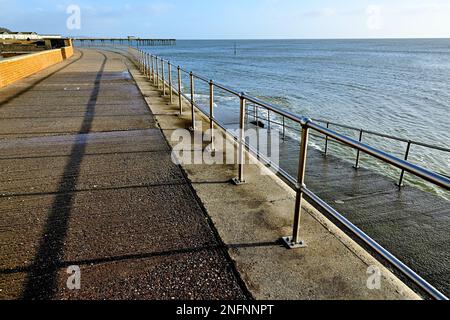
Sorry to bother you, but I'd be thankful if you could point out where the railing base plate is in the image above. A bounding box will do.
[282,237,307,249]
[231,178,246,186]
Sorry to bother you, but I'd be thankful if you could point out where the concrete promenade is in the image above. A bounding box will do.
[0,49,247,299]
[125,48,420,300]
[0,48,420,300]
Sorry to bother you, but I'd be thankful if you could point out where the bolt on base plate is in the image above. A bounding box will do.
[231,177,246,185]
[282,236,307,249]
[204,145,216,156]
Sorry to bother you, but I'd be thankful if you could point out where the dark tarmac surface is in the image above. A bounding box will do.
[0,49,248,300]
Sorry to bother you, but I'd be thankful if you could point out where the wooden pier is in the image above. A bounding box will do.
[74,38,176,47]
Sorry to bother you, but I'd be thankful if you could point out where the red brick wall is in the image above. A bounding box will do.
[0,44,74,88]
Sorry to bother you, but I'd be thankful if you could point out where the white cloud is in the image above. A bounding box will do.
[366,5,382,31]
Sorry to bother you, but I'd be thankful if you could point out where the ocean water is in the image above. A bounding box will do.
[142,39,450,197]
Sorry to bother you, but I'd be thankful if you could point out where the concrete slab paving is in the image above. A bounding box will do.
[0,129,169,159]
[0,150,184,195]
[0,116,155,136]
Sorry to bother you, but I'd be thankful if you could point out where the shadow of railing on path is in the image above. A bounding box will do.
[21,51,107,300]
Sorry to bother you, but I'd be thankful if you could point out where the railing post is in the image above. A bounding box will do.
[153,56,157,85]
[168,62,173,104]
[137,49,140,68]
[232,93,247,185]
[144,53,147,77]
[156,57,160,88]
[398,141,412,187]
[151,55,154,82]
[209,80,215,151]
[324,122,330,156]
[189,72,196,131]
[354,129,364,169]
[283,118,310,249]
[282,116,286,141]
[146,53,150,78]
[178,66,183,115]
[142,52,146,76]
[137,50,140,69]
[162,59,166,96]
[147,53,151,79]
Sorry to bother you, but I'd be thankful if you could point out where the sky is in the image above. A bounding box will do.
[1,0,450,39]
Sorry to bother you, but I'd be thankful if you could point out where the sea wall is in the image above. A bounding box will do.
[0,41,74,88]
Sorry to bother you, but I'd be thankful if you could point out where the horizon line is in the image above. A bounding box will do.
[68,36,450,41]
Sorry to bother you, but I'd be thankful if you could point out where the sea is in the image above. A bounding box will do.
[142,39,450,198]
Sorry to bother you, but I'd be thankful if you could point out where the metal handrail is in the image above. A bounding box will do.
[311,118,450,152]
[242,105,450,179]
[302,186,448,301]
[135,48,449,183]
[308,121,449,190]
[180,65,449,184]
[144,52,450,154]
[135,48,449,300]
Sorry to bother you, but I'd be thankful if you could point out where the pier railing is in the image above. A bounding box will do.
[135,48,449,300]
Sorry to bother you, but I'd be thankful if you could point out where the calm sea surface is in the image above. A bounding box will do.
[143,39,450,197]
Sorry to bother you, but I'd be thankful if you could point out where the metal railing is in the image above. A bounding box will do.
[135,48,450,300]
[245,104,450,184]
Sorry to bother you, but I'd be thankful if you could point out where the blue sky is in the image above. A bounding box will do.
[1,0,450,39]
